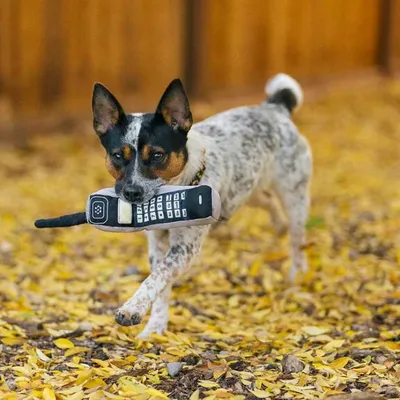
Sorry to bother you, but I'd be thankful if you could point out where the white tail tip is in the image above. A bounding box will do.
[265,73,304,111]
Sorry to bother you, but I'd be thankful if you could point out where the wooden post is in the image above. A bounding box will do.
[380,0,400,75]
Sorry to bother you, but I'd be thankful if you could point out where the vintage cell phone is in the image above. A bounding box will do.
[35,185,221,232]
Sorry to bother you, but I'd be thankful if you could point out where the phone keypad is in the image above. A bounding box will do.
[134,190,191,225]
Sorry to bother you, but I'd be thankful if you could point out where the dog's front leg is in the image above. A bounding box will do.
[115,225,210,328]
[137,230,171,339]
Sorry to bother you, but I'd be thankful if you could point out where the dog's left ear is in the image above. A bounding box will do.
[156,79,193,133]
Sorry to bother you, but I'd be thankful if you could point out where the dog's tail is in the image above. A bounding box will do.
[264,73,303,113]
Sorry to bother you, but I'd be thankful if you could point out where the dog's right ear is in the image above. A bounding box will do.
[92,83,125,136]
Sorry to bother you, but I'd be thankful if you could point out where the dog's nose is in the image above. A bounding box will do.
[122,185,144,203]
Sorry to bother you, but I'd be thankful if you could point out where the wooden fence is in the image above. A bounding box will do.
[0,0,399,132]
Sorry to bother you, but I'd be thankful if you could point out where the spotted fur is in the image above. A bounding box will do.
[92,73,312,338]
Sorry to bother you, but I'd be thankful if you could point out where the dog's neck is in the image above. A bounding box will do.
[169,129,206,186]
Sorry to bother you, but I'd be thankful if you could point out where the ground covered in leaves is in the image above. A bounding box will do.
[0,82,400,400]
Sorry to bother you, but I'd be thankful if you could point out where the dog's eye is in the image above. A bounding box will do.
[151,152,165,162]
[112,152,123,162]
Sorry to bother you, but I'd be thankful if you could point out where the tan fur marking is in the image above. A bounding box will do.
[122,145,133,160]
[142,145,151,161]
[105,154,122,180]
[153,151,186,181]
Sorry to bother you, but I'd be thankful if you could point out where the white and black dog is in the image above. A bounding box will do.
[92,73,312,338]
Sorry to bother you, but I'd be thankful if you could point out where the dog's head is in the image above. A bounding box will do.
[92,79,193,204]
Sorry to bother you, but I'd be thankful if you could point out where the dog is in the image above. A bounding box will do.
[91,73,312,338]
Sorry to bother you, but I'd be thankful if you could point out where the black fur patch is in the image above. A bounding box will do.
[268,88,298,113]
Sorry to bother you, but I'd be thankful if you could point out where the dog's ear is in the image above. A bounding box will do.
[92,83,125,136]
[156,79,193,133]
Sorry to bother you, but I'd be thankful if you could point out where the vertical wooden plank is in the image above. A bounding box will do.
[189,0,230,97]
[284,0,312,77]
[380,0,400,73]
[362,0,382,66]
[13,0,46,115]
[41,0,64,106]
[226,0,250,90]
[264,0,290,76]
[0,0,12,94]
[0,0,14,127]
[395,2,400,68]
[118,0,187,107]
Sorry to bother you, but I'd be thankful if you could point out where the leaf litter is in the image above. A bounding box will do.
[0,82,400,399]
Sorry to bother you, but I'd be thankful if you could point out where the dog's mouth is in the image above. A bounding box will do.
[115,179,164,206]
[117,188,159,206]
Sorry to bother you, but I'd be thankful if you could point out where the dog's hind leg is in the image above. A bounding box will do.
[137,230,171,339]
[273,140,312,281]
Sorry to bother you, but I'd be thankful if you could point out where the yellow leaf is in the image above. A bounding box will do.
[249,259,261,277]
[36,348,51,362]
[75,369,92,385]
[323,339,345,352]
[381,342,400,351]
[54,338,75,349]
[146,388,169,399]
[329,357,350,369]
[57,386,84,395]
[301,326,330,336]
[199,380,220,388]
[1,337,25,345]
[69,392,85,400]
[190,390,200,400]
[84,378,106,389]
[249,388,271,398]
[214,389,234,398]
[64,346,90,357]
[43,388,56,400]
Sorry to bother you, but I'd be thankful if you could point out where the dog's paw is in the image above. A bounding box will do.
[115,309,142,326]
[115,296,151,327]
[288,260,308,283]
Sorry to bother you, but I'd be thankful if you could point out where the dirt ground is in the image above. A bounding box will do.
[0,81,399,399]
